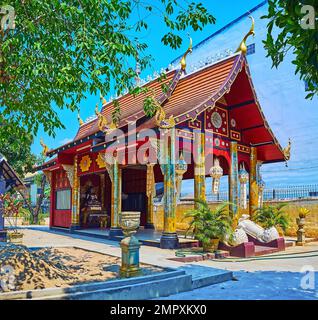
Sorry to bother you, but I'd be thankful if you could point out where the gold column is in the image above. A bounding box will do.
[110,160,122,231]
[249,146,259,216]
[194,132,206,208]
[229,141,239,215]
[71,155,80,227]
[160,127,179,249]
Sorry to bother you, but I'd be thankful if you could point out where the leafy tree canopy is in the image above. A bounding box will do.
[0,0,215,139]
[0,126,37,177]
[262,0,317,99]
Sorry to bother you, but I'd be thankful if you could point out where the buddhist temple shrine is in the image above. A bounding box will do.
[35,21,288,249]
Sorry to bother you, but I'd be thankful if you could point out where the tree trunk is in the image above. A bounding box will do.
[18,174,47,225]
[33,174,47,224]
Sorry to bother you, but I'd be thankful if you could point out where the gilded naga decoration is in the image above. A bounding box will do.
[209,157,223,194]
[283,138,291,161]
[40,139,49,157]
[180,36,193,71]
[155,104,175,129]
[236,16,255,55]
[95,103,117,133]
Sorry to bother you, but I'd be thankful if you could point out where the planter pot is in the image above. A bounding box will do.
[121,211,141,237]
[8,232,23,244]
[203,239,219,252]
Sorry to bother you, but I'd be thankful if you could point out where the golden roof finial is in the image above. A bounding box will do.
[180,35,193,71]
[95,103,117,132]
[100,93,107,106]
[77,112,84,126]
[236,16,255,55]
[40,138,49,157]
[283,138,292,161]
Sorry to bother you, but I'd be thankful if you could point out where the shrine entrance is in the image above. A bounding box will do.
[122,166,148,227]
[79,172,111,229]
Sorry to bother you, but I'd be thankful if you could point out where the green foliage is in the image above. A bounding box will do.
[19,207,47,225]
[253,203,290,232]
[262,0,318,99]
[0,126,36,177]
[143,96,159,117]
[183,199,232,247]
[0,0,215,139]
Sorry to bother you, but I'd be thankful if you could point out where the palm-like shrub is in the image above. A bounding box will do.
[253,203,290,233]
[183,199,232,249]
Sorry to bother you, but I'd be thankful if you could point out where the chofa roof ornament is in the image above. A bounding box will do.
[40,139,50,157]
[180,36,193,71]
[236,16,255,55]
[283,138,292,161]
[77,112,84,126]
[95,103,117,133]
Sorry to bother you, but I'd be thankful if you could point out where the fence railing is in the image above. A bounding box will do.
[181,184,318,202]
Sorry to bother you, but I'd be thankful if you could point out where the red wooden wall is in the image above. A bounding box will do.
[51,168,72,228]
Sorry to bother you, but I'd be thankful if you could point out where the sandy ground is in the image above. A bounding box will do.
[0,244,163,292]
[2,228,318,299]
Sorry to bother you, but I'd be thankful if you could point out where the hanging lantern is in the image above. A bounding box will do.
[256,161,265,208]
[209,157,223,194]
[258,179,265,208]
[175,153,188,201]
[238,163,249,209]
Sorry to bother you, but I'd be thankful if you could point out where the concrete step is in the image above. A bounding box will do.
[254,245,280,256]
[178,265,233,289]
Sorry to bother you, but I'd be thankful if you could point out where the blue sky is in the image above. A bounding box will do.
[32,0,263,155]
[29,0,318,195]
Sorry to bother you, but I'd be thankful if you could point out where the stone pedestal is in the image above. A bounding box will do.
[120,235,141,278]
[160,232,179,249]
[296,217,306,246]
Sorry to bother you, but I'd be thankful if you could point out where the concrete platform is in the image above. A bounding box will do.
[0,265,233,300]
[72,228,199,249]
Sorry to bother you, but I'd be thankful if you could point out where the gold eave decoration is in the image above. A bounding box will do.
[236,16,255,55]
[95,103,117,133]
[40,138,50,157]
[79,155,92,172]
[283,138,291,161]
[154,99,175,129]
[180,36,193,71]
[96,152,106,169]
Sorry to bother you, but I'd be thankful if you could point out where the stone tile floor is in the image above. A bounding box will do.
[6,227,318,300]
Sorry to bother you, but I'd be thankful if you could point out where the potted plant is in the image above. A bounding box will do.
[0,193,24,244]
[253,203,290,236]
[184,199,232,252]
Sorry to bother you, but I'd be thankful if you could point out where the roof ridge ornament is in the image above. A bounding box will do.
[95,103,117,133]
[77,112,84,126]
[283,138,291,162]
[40,138,50,157]
[236,16,255,55]
[180,35,193,71]
[151,91,175,129]
[100,93,107,106]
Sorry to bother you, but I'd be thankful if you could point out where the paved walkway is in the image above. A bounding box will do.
[12,228,318,299]
[158,271,318,300]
